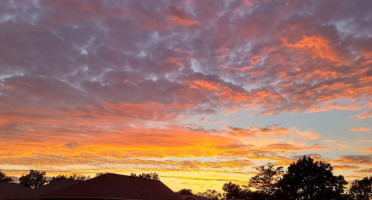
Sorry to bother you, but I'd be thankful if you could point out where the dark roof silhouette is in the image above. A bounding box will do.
[30,179,80,198]
[42,173,183,200]
[0,182,33,200]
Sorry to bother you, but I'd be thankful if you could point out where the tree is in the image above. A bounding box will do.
[95,172,106,177]
[177,188,193,195]
[0,170,13,183]
[131,172,160,180]
[19,170,47,189]
[276,156,347,200]
[349,176,372,200]
[223,182,242,199]
[249,163,283,198]
[50,173,89,183]
[197,189,222,200]
[244,190,269,200]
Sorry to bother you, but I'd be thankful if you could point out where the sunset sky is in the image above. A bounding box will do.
[0,0,371,193]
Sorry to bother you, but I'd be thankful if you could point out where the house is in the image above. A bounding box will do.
[0,179,80,200]
[42,173,183,200]
[0,182,33,200]
[30,179,81,198]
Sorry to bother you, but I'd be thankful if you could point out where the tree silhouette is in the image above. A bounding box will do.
[177,188,193,195]
[276,156,347,200]
[95,172,106,177]
[223,182,242,199]
[50,173,89,183]
[249,163,283,198]
[349,176,372,200]
[0,170,13,183]
[131,172,160,180]
[19,170,47,189]
[197,189,222,200]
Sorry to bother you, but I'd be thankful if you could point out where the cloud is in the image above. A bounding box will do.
[356,168,372,174]
[266,143,324,151]
[222,125,323,153]
[0,0,371,119]
[65,142,80,148]
[338,155,372,165]
[333,165,359,170]
[351,100,372,119]
[291,129,321,141]
[166,6,199,26]
[350,127,370,132]
[0,0,371,192]
[282,35,343,63]
[358,147,372,152]
[226,125,289,136]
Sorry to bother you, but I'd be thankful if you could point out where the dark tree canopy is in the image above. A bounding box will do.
[0,170,13,183]
[131,172,160,180]
[50,173,89,183]
[223,182,242,199]
[95,172,106,177]
[349,176,372,200]
[249,163,283,197]
[197,189,222,200]
[276,156,347,200]
[19,170,47,189]
[177,188,193,195]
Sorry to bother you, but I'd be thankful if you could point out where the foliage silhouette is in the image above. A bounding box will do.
[95,172,107,177]
[248,163,283,198]
[130,172,160,180]
[349,176,372,200]
[276,156,347,200]
[223,182,242,199]
[19,170,47,189]
[50,173,89,183]
[197,189,222,200]
[0,170,13,183]
[177,188,193,195]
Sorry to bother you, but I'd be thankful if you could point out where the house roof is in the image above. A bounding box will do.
[42,173,183,200]
[0,182,33,199]
[30,179,81,198]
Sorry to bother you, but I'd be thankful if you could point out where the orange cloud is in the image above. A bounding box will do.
[338,155,372,165]
[189,80,219,92]
[169,15,199,26]
[167,6,199,26]
[356,168,372,174]
[282,35,343,63]
[358,147,372,152]
[333,165,359,170]
[220,86,250,103]
[350,127,370,132]
[265,143,324,151]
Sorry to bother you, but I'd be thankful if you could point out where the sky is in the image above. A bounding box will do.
[0,0,372,193]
